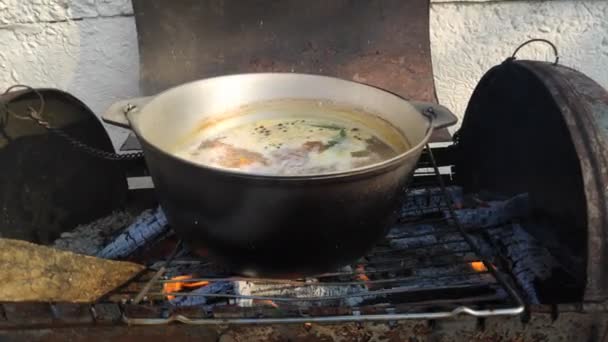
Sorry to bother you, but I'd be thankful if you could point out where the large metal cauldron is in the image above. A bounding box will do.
[103,73,456,276]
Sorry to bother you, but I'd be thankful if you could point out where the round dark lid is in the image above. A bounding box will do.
[455,59,608,301]
[0,88,128,244]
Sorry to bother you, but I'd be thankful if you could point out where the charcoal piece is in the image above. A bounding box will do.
[170,281,234,307]
[0,238,143,302]
[234,281,368,308]
[401,186,464,216]
[97,207,169,259]
[389,235,436,249]
[391,273,494,290]
[387,223,435,238]
[52,211,134,256]
[449,193,529,229]
[414,264,486,278]
[488,223,557,304]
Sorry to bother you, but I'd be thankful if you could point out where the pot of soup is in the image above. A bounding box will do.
[103,73,457,277]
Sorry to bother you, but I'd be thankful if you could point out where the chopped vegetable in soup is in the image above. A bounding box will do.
[174,100,406,176]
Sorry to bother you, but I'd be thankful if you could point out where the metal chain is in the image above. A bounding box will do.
[46,126,145,161]
[2,85,144,161]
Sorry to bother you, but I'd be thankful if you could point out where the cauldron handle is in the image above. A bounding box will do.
[507,38,559,65]
[410,101,458,130]
[102,96,153,129]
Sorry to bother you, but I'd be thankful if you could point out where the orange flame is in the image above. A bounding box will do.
[469,261,488,272]
[355,264,370,282]
[253,299,279,308]
[357,273,370,282]
[163,275,209,300]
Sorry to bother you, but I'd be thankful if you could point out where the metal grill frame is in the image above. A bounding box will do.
[123,145,525,325]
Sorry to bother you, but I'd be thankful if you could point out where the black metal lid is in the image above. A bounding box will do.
[455,58,608,302]
[0,88,128,244]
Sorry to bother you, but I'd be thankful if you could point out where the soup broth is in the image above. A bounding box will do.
[173,100,408,176]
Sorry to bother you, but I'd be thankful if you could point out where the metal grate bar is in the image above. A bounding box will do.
[158,270,493,289]
[147,276,495,302]
[424,145,525,310]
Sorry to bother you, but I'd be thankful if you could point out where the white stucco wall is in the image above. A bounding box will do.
[1,0,607,143]
[0,0,139,146]
[431,0,608,123]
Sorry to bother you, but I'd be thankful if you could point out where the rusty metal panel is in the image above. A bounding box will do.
[131,0,436,103]
[128,0,448,150]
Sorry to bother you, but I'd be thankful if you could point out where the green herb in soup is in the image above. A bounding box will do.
[174,100,407,176]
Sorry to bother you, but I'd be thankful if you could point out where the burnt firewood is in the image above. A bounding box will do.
[0,238,143,302]
[234,281,368,308]
[401,186,464,217]
[97,206,169,260]
[170,281,234,307]
[448,193,530,229]
[487,223,558,304]
[52,211,134,256]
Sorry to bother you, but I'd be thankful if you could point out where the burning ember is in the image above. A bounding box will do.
[355,264,370,282]
[163,275,209,300]
[469,261,488,272]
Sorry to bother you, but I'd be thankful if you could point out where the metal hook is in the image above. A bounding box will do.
[3,84,46,118]
[510,38,559,65]
[123,103,138,115]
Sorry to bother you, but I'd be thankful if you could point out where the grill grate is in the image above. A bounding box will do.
[122,145,525,324]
